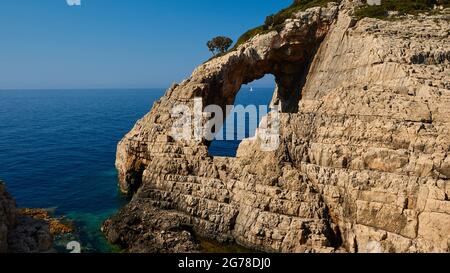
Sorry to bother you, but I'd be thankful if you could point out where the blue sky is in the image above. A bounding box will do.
[0,0,292,89]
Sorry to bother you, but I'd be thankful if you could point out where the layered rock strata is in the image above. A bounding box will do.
[105,1,450,253]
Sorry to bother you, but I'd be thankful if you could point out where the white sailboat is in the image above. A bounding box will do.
[249,86,254,92]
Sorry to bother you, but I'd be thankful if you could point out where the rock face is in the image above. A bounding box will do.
[0,181,53,253]
[0,182,16,252]
[106,1,450,253]
[102,201,199,253]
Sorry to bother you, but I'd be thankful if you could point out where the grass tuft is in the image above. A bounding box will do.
[355,0,450,20]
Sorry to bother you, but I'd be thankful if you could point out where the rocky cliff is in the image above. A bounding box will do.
[0,182,16,252]
[0,181,53,253]
[104,1,450,253]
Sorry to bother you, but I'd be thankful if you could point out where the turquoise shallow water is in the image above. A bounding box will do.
[0,88,273,252]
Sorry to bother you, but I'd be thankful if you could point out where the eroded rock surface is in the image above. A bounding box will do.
[103,200,199,253]
[106,1,450,253]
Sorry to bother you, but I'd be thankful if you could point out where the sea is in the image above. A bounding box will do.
[0,87,273,252]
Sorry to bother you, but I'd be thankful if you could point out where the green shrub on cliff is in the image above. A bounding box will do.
[231,0,339,50]
[233,26,267,51]
[355,0,450,19]
[207,36,233,56]
[229,0,449,53]
[265,0,339,27]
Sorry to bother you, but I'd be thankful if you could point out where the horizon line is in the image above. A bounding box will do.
[0,87,168,91]
[0,86,276,91]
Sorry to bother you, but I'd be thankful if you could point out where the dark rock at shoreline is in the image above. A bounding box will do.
[102,199,199,253]
[7,215,53,253]
[0,182,16,252]
[0,181,54,253]
[18,208,74,235]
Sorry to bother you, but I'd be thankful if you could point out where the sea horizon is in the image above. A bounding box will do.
[0,85,276,91]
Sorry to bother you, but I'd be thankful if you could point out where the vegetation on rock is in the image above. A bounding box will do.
[207,36,233,56]
[355,0,450,19]
[232,0,339,50]
[18,208,74,235]
[224,0,449,55]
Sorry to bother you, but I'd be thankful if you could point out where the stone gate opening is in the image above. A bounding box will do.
[208,75,276,157]
[199,29,325,158]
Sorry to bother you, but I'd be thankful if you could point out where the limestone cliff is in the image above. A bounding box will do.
[104,1,450,253]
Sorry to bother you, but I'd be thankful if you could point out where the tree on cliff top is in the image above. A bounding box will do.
[207,36,233,56]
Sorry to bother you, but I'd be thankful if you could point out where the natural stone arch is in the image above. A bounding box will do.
[107,1,450,254]
[108,4,344,252]
[114,4,339,194]
[197,21,332,114]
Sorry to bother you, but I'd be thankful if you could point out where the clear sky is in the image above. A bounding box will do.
[0,0,293,89]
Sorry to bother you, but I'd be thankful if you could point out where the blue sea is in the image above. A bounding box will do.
[0,88,273,252]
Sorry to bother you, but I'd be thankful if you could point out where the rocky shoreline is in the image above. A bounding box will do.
[105,0,450,253]
[103,201,199,253]
[0,181,74,253]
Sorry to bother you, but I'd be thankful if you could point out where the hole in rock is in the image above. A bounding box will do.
[208,75,275,157]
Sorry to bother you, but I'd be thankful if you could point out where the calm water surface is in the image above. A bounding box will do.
[0,87,273,252]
